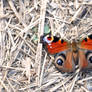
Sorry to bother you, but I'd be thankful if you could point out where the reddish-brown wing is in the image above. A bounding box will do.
[46,39,69,54]
[78,50,88,69]
[54,51,75,72]
[78,34,92,70]
[79,34,92,50]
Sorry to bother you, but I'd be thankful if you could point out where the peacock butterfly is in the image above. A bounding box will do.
[41,34,92,72]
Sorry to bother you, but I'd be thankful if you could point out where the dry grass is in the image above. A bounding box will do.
[0,0,92,92]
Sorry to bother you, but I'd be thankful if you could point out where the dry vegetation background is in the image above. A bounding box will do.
[0,0,92,92]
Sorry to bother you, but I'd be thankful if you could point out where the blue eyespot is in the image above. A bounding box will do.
[57,59,63,66]
[89,56,92,63]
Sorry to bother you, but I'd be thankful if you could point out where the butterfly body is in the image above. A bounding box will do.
[41,34,92,72]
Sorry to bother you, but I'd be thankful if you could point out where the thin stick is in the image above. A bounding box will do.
[35,0,48,86]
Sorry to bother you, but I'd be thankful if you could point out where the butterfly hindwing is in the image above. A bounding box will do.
[78,50,88,69]
[54,51,75,72]
[79,50,92,70]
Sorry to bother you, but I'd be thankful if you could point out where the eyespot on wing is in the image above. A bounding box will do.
[54,51,75,72]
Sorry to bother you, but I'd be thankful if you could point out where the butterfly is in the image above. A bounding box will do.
[41,34,92,72]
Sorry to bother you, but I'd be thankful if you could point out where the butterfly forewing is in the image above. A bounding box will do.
[79,34,92,50]
[46,39,69,54]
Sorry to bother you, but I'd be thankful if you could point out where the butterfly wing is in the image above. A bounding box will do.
[42,35,69,54]
[79,50,92,70]
[54,50,75,72]
[79,34,92,50]
[47,40,69,54]
[78,34,92,69]
[78,50,88,69]
[42,35,75,72]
